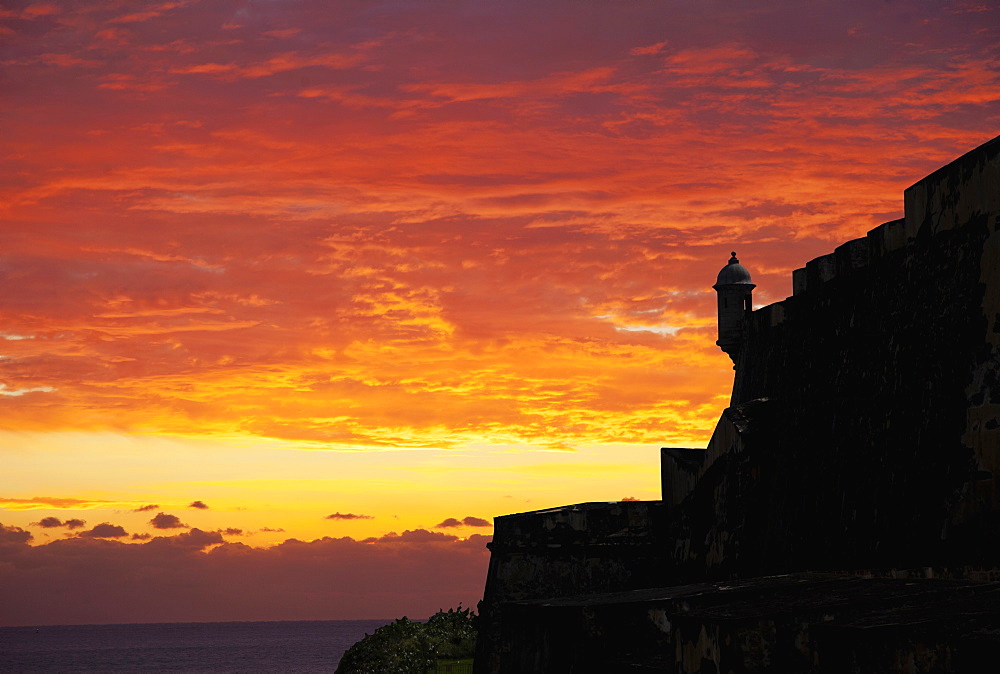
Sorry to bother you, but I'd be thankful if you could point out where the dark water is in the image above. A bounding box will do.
[0,619,392,672]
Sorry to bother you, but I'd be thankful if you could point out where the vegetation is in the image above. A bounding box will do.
[335,606,477,674]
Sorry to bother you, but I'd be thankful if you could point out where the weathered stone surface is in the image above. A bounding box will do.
[720,136,1000,576]
[496,575,1000,673]
[476,501,674,672]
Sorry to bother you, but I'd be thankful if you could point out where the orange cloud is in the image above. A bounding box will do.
[0,497,125,511]
[170,51,367,80]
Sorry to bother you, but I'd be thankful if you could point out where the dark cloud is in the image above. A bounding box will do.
[325,512,373,520]
[621,496,638,501]
[0,523,491,626]
[435,517,491,528]
[79,523,128,539]
[33,517,88,529]
[221,528,243,536]
[0,523,33,544]
[147,528,223,549]
[188,501,209,509]
[134,504,159,512]
[35,517,65,528]
[259,527,285,533]
[461,516,491,527]
[366,529,458,543]
[150,513,187,529]
[132,533,151,540]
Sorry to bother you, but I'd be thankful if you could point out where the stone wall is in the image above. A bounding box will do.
[475,501,674,672]
[708,135,1000,577]
[493,574,1000,673]
[474,136,1000,672]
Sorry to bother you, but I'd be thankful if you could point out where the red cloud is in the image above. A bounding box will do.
[169,51,366,80]
[0,0,994,454]
[630,41,668,56]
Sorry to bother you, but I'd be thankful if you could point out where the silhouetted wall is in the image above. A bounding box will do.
[703,136,1000,577]
[475,136,1000,673]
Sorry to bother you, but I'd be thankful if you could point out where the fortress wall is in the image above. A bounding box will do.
[703,136,1000,577]
[480,501,673,606]
[475,137,1000,672]
[493,575,1000,673]
[475,501,674,672]
[660,403,757,507]
[905,137,1000,238]
[791,218,911,297]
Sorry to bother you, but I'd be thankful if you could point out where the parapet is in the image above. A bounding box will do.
[791,218,904,296]
[488,500,671,552]
[792,135,999,297]
[905,135,1000,238]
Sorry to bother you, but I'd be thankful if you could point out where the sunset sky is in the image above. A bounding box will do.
[2,0,998,626]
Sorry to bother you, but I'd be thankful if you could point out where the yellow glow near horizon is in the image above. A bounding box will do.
[1,431,667,545]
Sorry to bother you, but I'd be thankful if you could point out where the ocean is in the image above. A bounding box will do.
[0,619,393,672]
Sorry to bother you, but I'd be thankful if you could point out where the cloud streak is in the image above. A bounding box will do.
[0,497,127,511]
